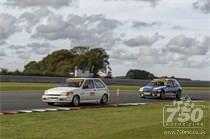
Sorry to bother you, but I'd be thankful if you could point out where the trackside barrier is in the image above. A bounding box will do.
[1,75,210,87]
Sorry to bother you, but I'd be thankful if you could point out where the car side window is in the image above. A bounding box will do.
[174,80,180,87]
[94,79,105,88]
[83,80,95,89]
[167,80,173,87]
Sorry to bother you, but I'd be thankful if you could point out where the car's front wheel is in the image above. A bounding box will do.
[160,91,165,100]
[72,95,80,107]
[176,90,182,100]
[139,93,145,98]
[100,94,108,104]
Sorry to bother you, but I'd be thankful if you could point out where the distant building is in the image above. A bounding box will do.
[73,67,93,77]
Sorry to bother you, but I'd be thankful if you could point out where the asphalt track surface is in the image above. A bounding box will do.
[0,91,209,112]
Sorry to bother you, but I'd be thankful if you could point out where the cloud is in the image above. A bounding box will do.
[9,42,54,60]
[109,46,139,61]
[4,0,76,8]
[110,46,209,68]
[104,0,161,7]
[19,8,52,33]
[27,42,53,55]
[33,14,121,49]
[137,0,161,6]
[9,44,26,50]
[193,0,210,14]
[15,50,31,59]
[177,56,210,68]
[0,40,6,45]
[109,46,163,67]
[132,21,161,29]
[165,35,210,56]
[110,35,210,68]
[0,13,19,42]
[171,25,186,30]
[9,44,30,59]
[124,33,164,47]
[0,50,7,57]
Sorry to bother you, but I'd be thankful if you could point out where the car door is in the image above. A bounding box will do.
[172,80,180,93]
[166,80,177,95]
[93,79,107,100]
[81,79,97,101]
[165,80,174,94]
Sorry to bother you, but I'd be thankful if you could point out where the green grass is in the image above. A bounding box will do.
[0,82,56,91]
[183,87,210,93]
[0,82,209,93]
[0,102,209,139]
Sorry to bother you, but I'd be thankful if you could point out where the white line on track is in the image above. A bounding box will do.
[45,108,58,112]
[31,109,46,112]
[57,108,71,111]
[17,110,33,113]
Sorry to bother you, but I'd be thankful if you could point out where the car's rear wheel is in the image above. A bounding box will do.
[176,90,181,100]
[160,91,165,100]
[47,102,55,105]
[100,94,108,104]
[72,95,80,107]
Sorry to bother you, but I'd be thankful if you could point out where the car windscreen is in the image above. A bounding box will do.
[67,79,84,88]
[148,81,165,87]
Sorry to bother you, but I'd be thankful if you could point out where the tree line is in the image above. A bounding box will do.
[23,47,111,77]
[0,46,176,80]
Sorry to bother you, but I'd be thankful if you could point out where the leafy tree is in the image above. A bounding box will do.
[85,48,110,76]
[23,47,111,77]
[0,68,9,75]
[126,69,155,79]
[13,69,22,75]
[24,61,41,75]
[41,49,75,75]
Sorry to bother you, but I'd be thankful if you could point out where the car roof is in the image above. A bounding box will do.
[66,78,101,82]
[152,78,176,82]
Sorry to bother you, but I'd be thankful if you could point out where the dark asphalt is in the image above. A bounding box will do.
[0,91,209,112]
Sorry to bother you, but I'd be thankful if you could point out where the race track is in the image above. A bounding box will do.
[0,91,209,112]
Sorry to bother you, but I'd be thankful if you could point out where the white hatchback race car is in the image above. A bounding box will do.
[42,78,110,106]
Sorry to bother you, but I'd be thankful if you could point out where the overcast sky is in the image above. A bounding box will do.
[0,0,209,80]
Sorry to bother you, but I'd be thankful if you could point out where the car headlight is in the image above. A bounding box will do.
[139,87,143,92]
[65,92,74,96]
[44,90,48,95]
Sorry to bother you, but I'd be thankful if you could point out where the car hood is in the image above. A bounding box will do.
[45,87,79,95]
[143,86,166,92]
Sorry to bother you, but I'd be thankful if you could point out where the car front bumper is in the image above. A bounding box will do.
[139,91,160,98]
[42,95,73,103]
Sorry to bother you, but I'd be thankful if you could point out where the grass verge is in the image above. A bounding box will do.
[0,102,209,139]
[0,82,209,93]
[0,82,56,91]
